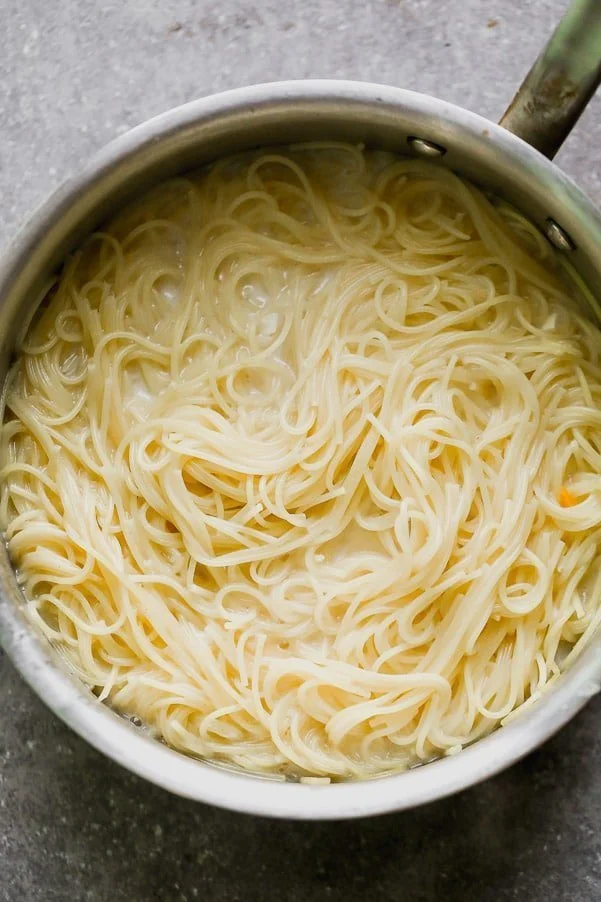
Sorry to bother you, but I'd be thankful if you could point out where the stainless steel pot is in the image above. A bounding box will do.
[2,0,601,820]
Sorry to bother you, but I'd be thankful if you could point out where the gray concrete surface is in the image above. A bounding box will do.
[2,1,601,899]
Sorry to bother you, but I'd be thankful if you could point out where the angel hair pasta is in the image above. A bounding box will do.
[3,144,601,778]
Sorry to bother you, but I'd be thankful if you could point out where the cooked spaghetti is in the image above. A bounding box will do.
[3,144,601,779]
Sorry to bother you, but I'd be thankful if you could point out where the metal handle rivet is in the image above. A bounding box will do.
[407,137,447,158]
[545,218,576,251]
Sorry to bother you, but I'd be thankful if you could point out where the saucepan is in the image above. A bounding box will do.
[1,0,601,819]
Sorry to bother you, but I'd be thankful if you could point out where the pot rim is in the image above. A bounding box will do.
[2,79,601,820]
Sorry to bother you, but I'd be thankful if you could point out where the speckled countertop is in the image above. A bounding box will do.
[2,1,601,899]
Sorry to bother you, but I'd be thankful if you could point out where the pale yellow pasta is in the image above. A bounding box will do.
[3,143,601,778]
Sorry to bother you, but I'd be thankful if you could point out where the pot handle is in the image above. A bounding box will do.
[499,0,601,159]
